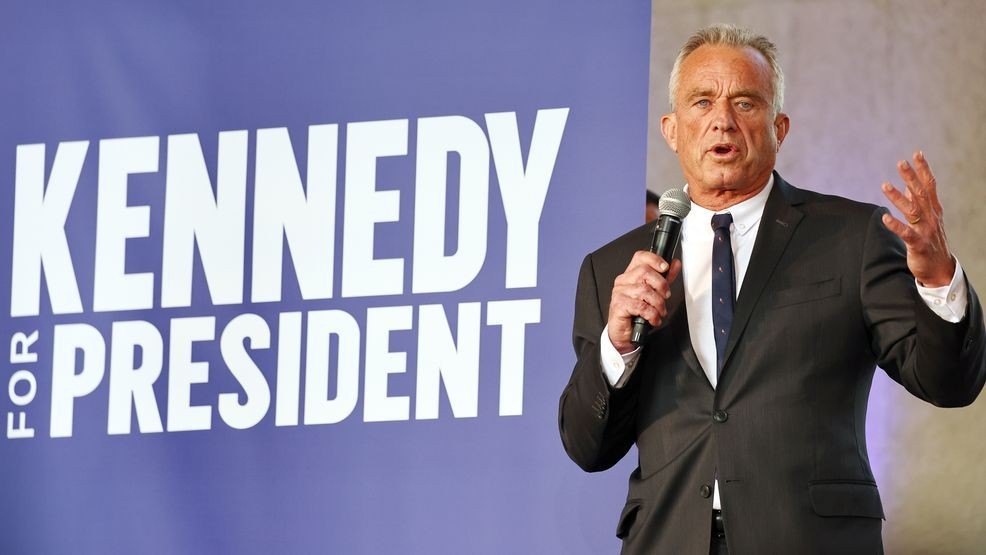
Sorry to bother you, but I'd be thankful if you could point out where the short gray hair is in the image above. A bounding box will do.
[668,24,785,114]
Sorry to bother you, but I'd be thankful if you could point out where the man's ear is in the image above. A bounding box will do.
[774,113,790,151]
[661,113,677,153]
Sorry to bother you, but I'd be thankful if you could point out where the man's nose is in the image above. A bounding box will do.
[711,103,737,132]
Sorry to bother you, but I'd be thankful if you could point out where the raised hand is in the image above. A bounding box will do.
[607,252,682,353]
[880,151,956,287]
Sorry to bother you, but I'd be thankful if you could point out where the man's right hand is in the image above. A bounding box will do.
[607,251,682,354]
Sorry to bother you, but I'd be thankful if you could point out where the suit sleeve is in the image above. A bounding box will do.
[861,207,986,407]
[558,253,640,472]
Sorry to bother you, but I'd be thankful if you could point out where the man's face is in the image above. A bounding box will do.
[661,45,789,205]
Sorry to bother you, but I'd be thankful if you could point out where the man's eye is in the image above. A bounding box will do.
[737,101,754,110]
[695,99,711,107]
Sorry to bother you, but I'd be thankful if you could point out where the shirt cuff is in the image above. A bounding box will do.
[600,324,642,388]
[916,258,968,323]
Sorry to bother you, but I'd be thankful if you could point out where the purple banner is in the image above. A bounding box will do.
[0,2,650,552]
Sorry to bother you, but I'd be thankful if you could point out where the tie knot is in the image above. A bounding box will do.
[711,213,733,232]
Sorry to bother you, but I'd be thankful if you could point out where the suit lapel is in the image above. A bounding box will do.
[720,174,804,373]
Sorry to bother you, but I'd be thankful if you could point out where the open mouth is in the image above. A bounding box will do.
[711,144,737,155]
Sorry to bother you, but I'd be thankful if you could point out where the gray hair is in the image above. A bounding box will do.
[668,24,785,114]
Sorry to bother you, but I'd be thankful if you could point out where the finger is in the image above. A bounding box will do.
[635,267,674,299]
[881,212,920,245]
[613,259,649,286]
[881,182,921,224]
[913,150,943,214]
[615,265,663,290]
[629,250,671,274]
[896,159,929,212]
[613,293,663,326]
[666,259,683,285]
[617,252,673,287]
[621,255,682,292]
[620,283,669,317]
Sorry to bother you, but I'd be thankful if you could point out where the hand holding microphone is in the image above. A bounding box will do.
[607,189,691,352]
[630,189,691,346]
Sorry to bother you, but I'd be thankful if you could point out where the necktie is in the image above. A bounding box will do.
[711,213,735,376]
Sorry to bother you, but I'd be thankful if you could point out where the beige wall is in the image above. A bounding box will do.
[647,1,986,552]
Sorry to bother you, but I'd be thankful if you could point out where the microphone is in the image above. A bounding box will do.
[630,188,691,347]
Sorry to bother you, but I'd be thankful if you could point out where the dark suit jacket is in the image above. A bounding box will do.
[558,174,985,554]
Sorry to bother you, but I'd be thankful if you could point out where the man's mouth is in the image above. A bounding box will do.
[711,144,737,155]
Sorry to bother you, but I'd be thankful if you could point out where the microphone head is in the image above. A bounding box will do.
[658,187,691,219]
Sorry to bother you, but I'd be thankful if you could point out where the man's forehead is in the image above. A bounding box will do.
[677,45,773,92]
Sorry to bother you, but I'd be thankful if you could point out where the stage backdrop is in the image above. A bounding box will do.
[0,2,650,553]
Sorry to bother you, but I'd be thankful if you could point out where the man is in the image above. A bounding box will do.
[558,24,985,554]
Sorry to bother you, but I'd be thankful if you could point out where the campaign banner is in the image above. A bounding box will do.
[0,2,650,553]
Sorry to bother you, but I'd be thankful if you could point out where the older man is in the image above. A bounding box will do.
[558,24,985,554]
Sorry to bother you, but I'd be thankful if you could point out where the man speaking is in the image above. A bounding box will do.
[558,24,985,554]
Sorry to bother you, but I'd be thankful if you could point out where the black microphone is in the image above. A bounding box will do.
[630,188,691,347]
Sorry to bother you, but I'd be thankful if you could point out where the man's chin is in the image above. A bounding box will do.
[701,164,771,190]
[705,170,743,191]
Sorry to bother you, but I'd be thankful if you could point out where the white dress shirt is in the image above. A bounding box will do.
[599,175,969,510]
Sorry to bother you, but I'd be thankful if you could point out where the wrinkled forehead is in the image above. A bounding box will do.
[678,45,774,99]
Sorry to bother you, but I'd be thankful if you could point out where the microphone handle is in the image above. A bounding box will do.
[630,215,682,347]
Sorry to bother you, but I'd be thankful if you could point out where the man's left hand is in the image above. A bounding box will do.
[880,150,956,287]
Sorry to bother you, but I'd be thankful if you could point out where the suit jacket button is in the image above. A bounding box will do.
[700,484,712,498]
[713,409,728,423]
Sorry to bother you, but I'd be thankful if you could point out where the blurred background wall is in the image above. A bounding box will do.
[647,1,985,552]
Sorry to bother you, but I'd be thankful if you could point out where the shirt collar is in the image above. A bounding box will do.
[682,173,774,237]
